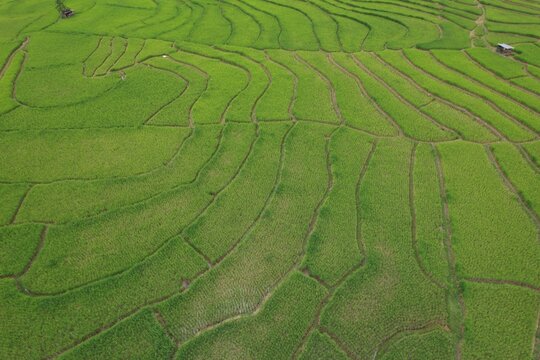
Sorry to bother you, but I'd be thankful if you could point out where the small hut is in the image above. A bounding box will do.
[496,43,514,55]
[56,0,74,18]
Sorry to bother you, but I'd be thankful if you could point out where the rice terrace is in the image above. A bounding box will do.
[1,0,540,358]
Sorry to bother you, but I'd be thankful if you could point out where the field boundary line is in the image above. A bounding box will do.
[373,319,448,359]
[166,123,295,345]
[516,144,540,174]
[319,326,358,360]
[464,277,540,292]
[463,50,540,100]
[294,138,377,359]
[429,51,540,125]
[352,54,459,139]
[294,52,343,124]
[329,53,400,136]
[0,37,29,79]
[142,61,190,126]
[371,52,504,142]
[485,144,540,234]
[172,45,251,125]
[409,143,447,290]
[41,123,265,355]
[402,50,537,140]
[9,184,32,224]
[433,143,465,360]
[265,51,298,122]
[17,127,232,296]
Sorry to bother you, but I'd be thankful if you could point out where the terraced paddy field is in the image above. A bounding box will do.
[0,0,539,358]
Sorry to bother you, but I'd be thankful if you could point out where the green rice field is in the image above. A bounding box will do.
[0,0,539,358]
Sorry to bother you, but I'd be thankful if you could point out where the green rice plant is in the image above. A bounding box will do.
[379,328,454,360]
[155,1,205,42]
[83,36,113,77]
[356,52,431,107]
[378,50,534,141]
[158,122,330,342]
[243,0,319,50]
[170,48,248,124]
[361,51,498,143]
[461,282,539,359]
[417,21,470,50]
[59,309,176,360]
[299,330,348,360]
[144,57,203,126]
[438,0,480,15]
[522,141,540,167]
[302,127,374,285]
[338,53,455,141]
[0,224,43,276]
[422,100,498,142]
[136,39,175,62]
[333,15,369,52]
[0,50,23,114]
[0,127,186,182]
[0,14,42,42]
[50,3,153,35]
[0,183,29,225]
[270,0,341,52]
[331,0,441,49]
[329,53,398,135]
[441,11,476,30]
[320,138,447,359]
[484,5,540,24]
[176,272,327,359]
[185,123,289,261]
[511,76,540,95]
[94,37,127,75]
[222,0,280,49]
[465,47,526,79]
[413,143,449,288]
[253,49,294,121]
[515,43,540,67]
[342,0,440,18]
[485,31,537,47]
[487,22,540,39]
[188,4,232,45]
[431,50,540,113]
[268,50,339,123]
[19,123,255,293]
[133,1,195,40]
[312,0,407,51]
[17,126,216,223]
[437,141,539,286]
[0,234,207,358]
[221,2,260,48]
[218,46,269,123]
[408,50,540,133]
[25,33,98,68]
[0,41,19,69]
[16,64,118,108]
[2,65,183,129]
[301,51,396,135]
[490,142,540,215]
[527,64,540,78]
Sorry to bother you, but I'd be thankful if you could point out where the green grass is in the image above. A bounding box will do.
[1,0,539,358]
